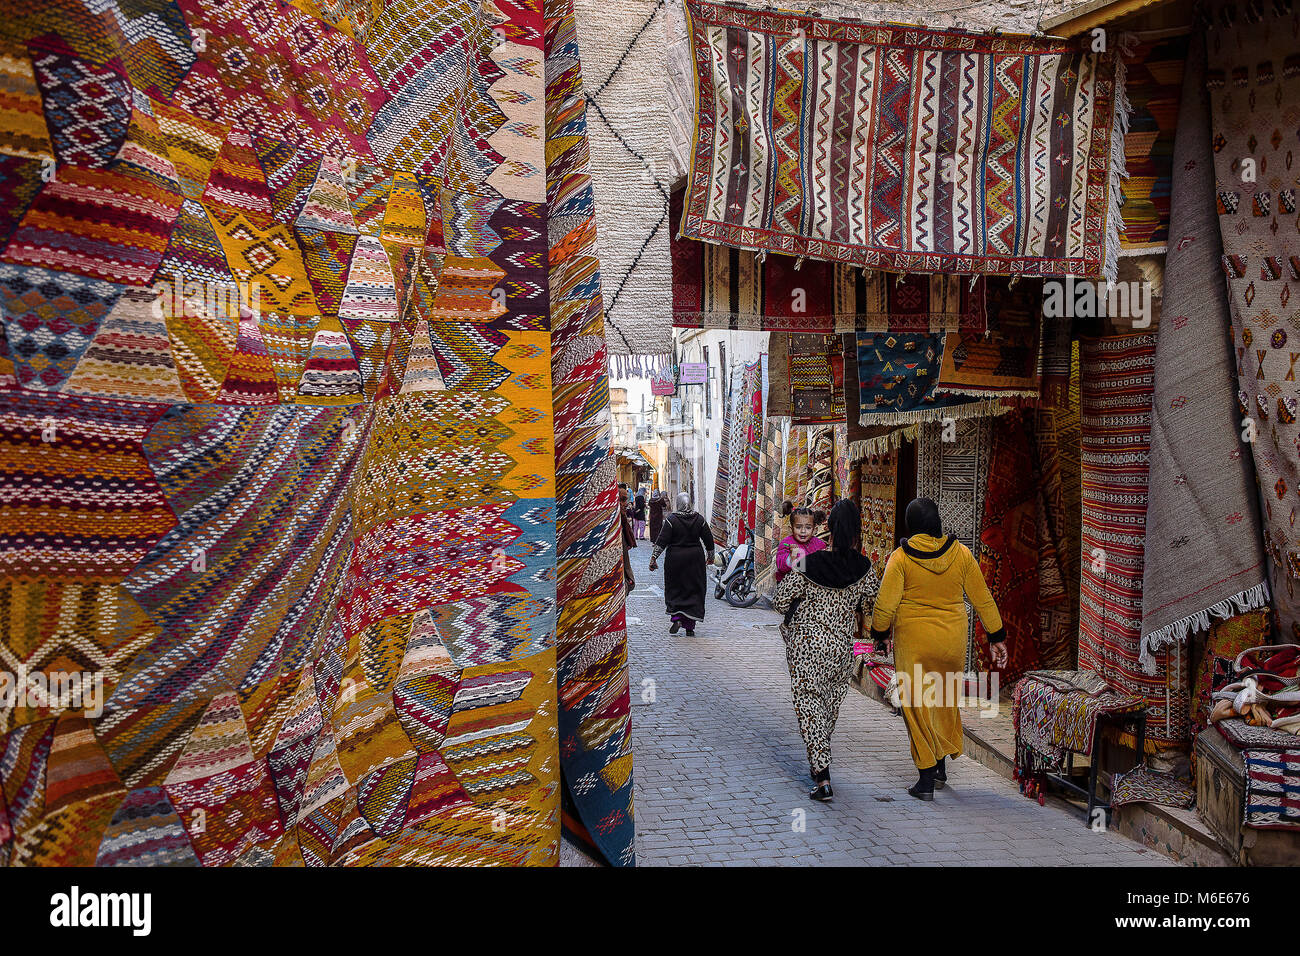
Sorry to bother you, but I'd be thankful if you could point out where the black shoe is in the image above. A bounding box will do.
[810,784,833,802]
[934,757,947,790]
[669,621,681,634]
[908,767,935,802]
[685,628,694,637]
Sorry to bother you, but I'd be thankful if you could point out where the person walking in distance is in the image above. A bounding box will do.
[649,492,715,636]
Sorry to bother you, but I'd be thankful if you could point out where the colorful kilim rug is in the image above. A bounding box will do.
[754,415,784,596]
[0,0,635,867]
[1244,750,1300,829]
[917,415,994,667]
[571,0,673,371]
[857,449,897,568]
[790,333,843,425]
[1035,352,1082,670]
[975,411,1042,684]
[1206,0,1300,641]
[807,425,834,517]
[546,0,636,865]
[1140,34,1270,672]
[1110,765,1195,809]
[1117,31,1189,255]
[857,332,1007,425]
[832,422,849,500]
[740,359,763,542]
[936,279,1043,401]
[711,406,733,547]
[1079,333,1186,751]
[1013,670,1145,777]
[680,0,1125,278]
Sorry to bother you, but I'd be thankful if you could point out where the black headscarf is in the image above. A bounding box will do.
[803,499,873,588]
[904,497,943,539]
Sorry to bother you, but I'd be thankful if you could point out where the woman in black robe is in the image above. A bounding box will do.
[649,492,715,636]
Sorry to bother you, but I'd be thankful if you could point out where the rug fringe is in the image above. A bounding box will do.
[850,403,1013,457]
[858,399,1013,428]
[1138,580,1272,674]
[610,351,674,378]
[1104,40,1134,287]
[933,387,1041,400]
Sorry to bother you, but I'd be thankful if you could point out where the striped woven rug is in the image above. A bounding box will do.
[1078,333,1186,751]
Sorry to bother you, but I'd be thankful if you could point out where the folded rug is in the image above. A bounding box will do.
[1139,33,1270,672]
[1244,749,1300,829]
[1013,670,1146,777]
[680,0,1125,279]
[1206,0,1300,639]
[1110,765,1195,809]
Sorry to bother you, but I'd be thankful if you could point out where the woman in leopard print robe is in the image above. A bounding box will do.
[772,499,879,801]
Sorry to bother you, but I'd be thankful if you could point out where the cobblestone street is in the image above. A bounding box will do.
[625,542,1174,866]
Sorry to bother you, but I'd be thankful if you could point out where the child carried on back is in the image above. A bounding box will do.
[774,503,827,582]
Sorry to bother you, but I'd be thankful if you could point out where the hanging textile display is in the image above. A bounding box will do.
[789,333,844,425]
[0,0,635,867]
[1206,0,1300,641]
[1079,333,1188,751]
[857,449,898,567]
[739,359,763,541]
[1036,346,1082,670]
[857,332,1008,425]
[571,0,674,372]
[935,279,1044,401]
[1116,31,1189,256]
[680,0,1126,279]
[767,332,791,417]
[672,195,989,334]
[974,411,1042,683]
[1140,34,1270,671]
[917,416,994,664]
[710,409,732,546]
[1038,318,1075,406]
[807,425,835,517]
[546,0,636,866]
[832,422,850,500]
[754,416,785,595]
[782,418,804,505]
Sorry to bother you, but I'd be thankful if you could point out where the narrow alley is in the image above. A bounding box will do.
[625,544,1173,866]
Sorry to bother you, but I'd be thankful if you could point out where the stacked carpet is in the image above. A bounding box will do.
[1206,0,1300,641]
[1139,34,1270,672]
[0,0,634,867]
[1013,670,1146,777]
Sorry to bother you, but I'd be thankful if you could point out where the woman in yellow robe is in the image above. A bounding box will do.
[871,498,1007,800]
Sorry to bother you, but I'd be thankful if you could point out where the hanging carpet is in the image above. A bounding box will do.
[680,0,1125,279]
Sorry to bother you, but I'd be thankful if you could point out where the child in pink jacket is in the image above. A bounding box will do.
[774,503,827,582]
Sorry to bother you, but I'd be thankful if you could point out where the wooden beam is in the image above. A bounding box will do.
[1042,0,1175,35]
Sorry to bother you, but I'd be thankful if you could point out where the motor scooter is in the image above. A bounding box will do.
[712,525,758,608]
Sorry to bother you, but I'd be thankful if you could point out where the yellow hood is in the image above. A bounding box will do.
[899,533,961,574]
